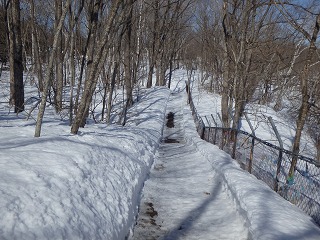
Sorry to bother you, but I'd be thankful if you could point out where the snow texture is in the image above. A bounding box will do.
[0,69,320,239]
[180,73,320,239]
[0,87,170,240]
[130,91,248,240]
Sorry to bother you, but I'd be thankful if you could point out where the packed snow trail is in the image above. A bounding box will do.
[130,91,249,240]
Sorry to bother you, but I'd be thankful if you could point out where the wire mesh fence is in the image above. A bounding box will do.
[188,92,320,227]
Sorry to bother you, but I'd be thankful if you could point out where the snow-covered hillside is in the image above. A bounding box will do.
[0,82,170,239]
[0,69,319,239]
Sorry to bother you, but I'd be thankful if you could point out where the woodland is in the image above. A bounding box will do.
[1,0,320,177]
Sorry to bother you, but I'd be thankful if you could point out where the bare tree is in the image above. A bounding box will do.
[287,13,320,181]
[220,0,273,152]
[53,0,64,113]
[7,0,24,113]
[146,0,160,88]
[221,0,232,130]
[29,0,43,92]
[34,0,72,137]
[68,0,84,125]
[122,0,135,125]
[145,0,192,88]
[0,3,8,73]
[71,0,123,134]
[74,0,99,120]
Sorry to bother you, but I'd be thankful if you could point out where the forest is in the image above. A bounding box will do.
[1,0,320,171]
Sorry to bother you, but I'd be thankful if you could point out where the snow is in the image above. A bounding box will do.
[130,91,248,239]
[191,83,316,158]
[0,85,170,239]
[185,124,320,239]
[0,69,320,239]
[180,71,320,239]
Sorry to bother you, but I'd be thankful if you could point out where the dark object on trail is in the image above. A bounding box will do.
[166,112,174,128]
[163,138,180,143]
[145,202,158,226]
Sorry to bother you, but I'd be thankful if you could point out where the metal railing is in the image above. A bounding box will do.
[188,92,320,227]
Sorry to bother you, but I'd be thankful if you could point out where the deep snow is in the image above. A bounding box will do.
[0,69,319,239]
[0,85,170,239]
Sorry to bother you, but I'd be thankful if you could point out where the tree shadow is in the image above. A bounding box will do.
[161,174,250,240]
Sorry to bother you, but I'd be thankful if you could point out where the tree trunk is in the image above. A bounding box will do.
[34,0,72,137]
[147,63,154,88]
[8,0,24,113]
[71,0,122,134]
[168,56,173,89]
[288,14,320,182]
[159,57,166,86]
[78,0,102,127]
[30,0,43,92]
[146,0,159,88]
[69,7,76,126]
[221,0,231,130]
[73,1,94,118]
[124,0,134,108]
[106,61,118,124]
[54,0,63,113]
[100,65,111,122]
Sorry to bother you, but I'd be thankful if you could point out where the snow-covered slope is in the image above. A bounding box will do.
[183,108,320,239]
[1,68,319,239]
[0,86,170,239]
[176,70,320,239]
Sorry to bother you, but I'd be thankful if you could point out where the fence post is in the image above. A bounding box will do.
[204,116,210,127]
[211,114,217,145]
[217,112,223,127]
[244,113,255,173]
[204,116,211,141]
[211,114,217,126]
[228,109,238,158]
[268,117,284,192]
[199,119,206,140]
[231,118,240,159]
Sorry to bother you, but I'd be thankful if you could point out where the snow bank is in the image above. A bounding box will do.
[183,104,320,240]
[0,87,170,240]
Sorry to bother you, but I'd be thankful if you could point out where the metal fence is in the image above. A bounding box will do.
[188,93,320,227]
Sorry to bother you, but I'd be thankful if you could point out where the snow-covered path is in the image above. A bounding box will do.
[130,92,249,240]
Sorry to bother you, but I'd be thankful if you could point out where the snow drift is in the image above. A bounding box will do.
[0,87,170,240]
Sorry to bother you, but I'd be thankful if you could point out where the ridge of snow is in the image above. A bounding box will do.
[182,101,320,239]
[0,87,170,240]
